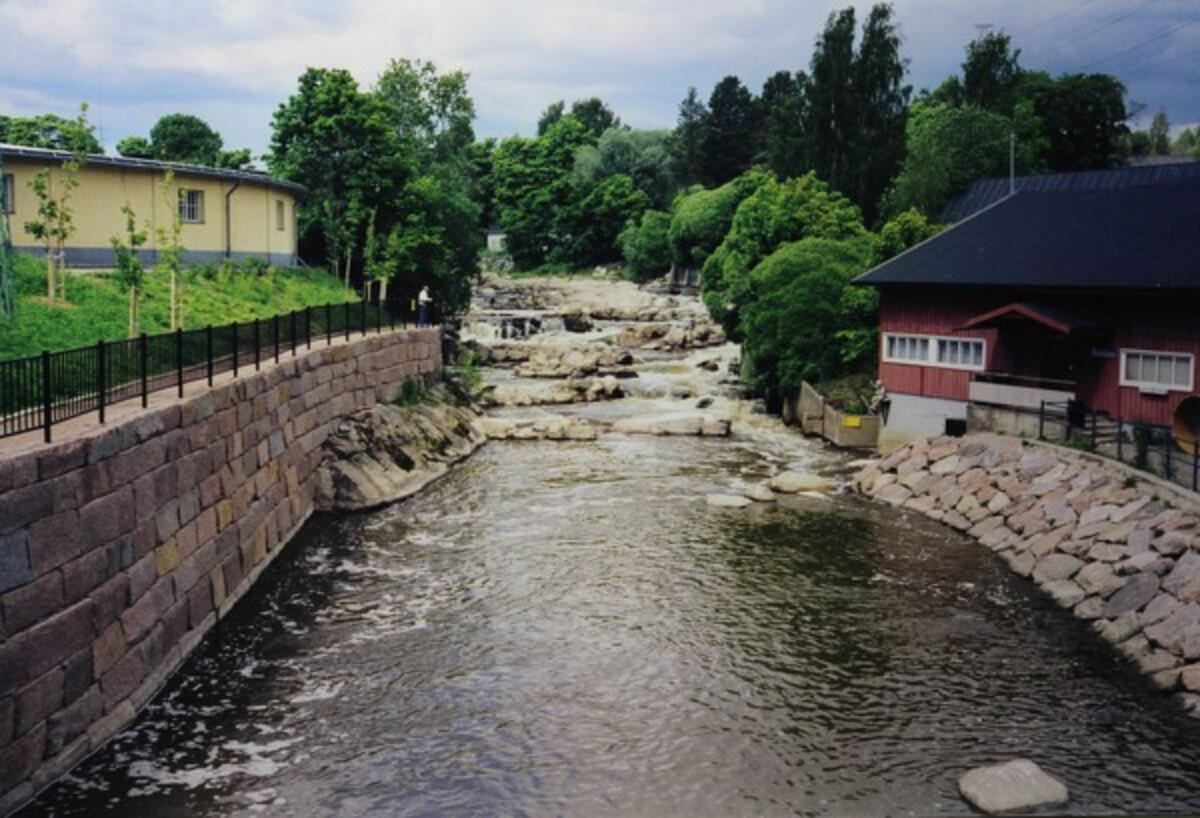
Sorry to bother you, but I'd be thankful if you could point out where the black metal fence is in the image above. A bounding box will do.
[1,296,431,443]
[1038,400,1200,493]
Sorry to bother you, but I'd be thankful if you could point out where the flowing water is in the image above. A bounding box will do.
[21,287,1200,817]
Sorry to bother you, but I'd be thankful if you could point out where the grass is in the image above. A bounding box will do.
[0,253,359,361]
[817,372,876,414]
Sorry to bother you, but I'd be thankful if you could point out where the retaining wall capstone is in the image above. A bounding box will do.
[0,328,440,814]
[855,433,1200,714]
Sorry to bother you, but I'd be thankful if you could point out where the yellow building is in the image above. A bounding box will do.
[1,143,303,267]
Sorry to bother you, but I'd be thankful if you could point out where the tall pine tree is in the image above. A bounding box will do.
[853,3,910,224]
[805,9,858,197]
[670,87,709,187]
[702,76,760,186]
[760,70,808,179]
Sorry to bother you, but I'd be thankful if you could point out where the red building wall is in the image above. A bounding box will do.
[878,286,1200,427]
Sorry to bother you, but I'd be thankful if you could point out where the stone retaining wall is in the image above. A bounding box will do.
[855,433,1200,715]
[0,328,440,814]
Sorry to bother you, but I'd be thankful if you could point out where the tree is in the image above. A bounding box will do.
[0,110,102,154]
[116,136,153,158]
[873,208,940,265]
[574,128,676,208]
[619,210,672,283]
[570,98,619,137]
[759,70,808,179]
[853,3,910,224]
[1173,127,1199,158]
[962,31,1023,113]
[667,170,770,271]
[805,8,858,196]
[738,235,878,397]
[701,172,867,335]
[702,76,760,186]
[1020,71,1127,171]
[376,58,476,161]
[882,101,1043,218]
[154,173,186,329]
[149,113,224,166]
[557,173,649,266]
[269,68,410,280]
[670,87,709,187]
[537,101,565,135]
[109,205,148,336]
[1148,110,1171,156]
[216,148,253,169]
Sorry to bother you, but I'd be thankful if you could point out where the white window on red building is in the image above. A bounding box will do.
[1120,349,1194,392]
[884,333,984,371]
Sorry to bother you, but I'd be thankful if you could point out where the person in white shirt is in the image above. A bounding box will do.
[418,286,432,326]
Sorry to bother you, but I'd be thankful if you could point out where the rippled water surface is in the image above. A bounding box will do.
[24,434,1200,817]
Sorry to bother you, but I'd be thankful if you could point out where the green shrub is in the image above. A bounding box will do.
[667,170,769,270]
[619,209,672,283]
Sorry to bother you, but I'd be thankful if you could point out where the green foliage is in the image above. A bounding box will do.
[700,172,868,336]
[619,210,672,283]
[109,205,148,336]
[537,101,565,135]
[882,101,1043,218]
[1018,71,1127,172]
[575,127,676,209]
[759,70,808,179]
[570,98,620,137]
[0,254,357,360]
[491,116,595,269]
[669,87,708,187]
[148,113,224,166]
[444,347,483,403]
[558,173,649,267]
[873,208,940,265]
[376,58,476,160]
[0,106,102,154]
[394,376,434,406]
[216,148,253,169]
[116,136,153,158]
[667,169,769,270]
[962,32,1023,113]
[702,76,760,186]
[739,236,878,396]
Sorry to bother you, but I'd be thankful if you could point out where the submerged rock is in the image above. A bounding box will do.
[481,416,597,442]
[482,376,623,407]
[611,413,730,437]
[768,471,831,494]
[317,396,486,511]
[705,493,752,509]
[958,759,1068,814]
[742,484,777,503]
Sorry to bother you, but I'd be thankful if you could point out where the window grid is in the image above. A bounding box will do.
[1,174,13,214]
[1120,350,1194,392]
[275,199,285,231]
[883,332,985,372]
[178,189,204,224]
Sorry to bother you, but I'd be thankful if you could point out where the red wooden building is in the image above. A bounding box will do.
[857,168,1200,452]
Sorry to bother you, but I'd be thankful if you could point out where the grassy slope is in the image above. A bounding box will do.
[0,254,358,360]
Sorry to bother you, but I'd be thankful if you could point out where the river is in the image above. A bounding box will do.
[21,278,1200,816]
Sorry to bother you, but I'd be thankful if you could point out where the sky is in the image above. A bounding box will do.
[1,0,1198,160]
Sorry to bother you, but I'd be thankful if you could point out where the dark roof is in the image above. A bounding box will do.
[0,142,306,194]
[857,186,1200,291]
[941,162,1200,222]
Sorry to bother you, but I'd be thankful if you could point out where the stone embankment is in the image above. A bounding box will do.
[855,433,1200,713]
[0,328,441,813]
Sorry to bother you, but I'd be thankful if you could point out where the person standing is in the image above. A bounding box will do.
[418,285,432,326]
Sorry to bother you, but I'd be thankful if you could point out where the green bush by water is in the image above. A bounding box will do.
[0,254,358,360]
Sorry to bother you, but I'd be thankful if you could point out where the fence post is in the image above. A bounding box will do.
[206,325,214,386]
[140,333,148,407]
[175,327,184,398]
[360,298,367,338]
[1038,400,1045,440]
[232,321,240,377]
[305,307,312,350]
[273,313,280,363]
[1193,448,1198,493]
[344,302,351,342]
[389,299,395,332]
[96,339,106,425]
[376,300,382,335]
[41,350,52,443]
[254,318,261,371]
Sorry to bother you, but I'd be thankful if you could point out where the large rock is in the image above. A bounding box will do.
[768,471,831,494]
[1033,554,1084,584]
[1104,573,1161,619]
[611,413,730,437]
[705,493,752,509]
[958,760,1068,814]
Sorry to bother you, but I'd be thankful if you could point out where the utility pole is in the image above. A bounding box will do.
[1009,130,1016,196]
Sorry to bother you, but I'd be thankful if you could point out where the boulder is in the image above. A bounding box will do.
[1104,572,1161,619]
[742,484,777,503]
[958,760,1068,814]
[611,413,730,437]
[769,471,832,494]
[705,493,752,509]
[1033,554,1084,584]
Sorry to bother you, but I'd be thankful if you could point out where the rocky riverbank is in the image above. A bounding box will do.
[316,390,486,511]
[855,433,1200,713]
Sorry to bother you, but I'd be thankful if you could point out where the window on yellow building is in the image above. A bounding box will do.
[178,189,204,223]
[276,199,285,231]
[1,174,13,214]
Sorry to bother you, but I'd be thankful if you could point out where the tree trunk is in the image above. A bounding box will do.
[379,278,388,305]
[344,249,353,288]
[170,272,177,330]
[129,287,137,338]
[45,248,55,304]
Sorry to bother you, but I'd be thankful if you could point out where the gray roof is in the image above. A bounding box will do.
[0,142,306,195]
[940,162,1200,223]
[859,184,1200,292]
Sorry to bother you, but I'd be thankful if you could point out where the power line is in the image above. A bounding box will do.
[1075,12,1200,71]
[1043,0,1159,50]
[1009,0,1101,39]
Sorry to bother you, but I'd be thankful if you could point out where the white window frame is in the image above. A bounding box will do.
[1,174,13,214]
[1119,348,1194,393]
[178,189,204,224]
[882,332,986,372]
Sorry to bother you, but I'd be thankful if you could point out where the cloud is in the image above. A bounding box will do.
[1,0,1198,154]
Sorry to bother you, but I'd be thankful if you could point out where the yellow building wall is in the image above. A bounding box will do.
[2,157,297,265]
